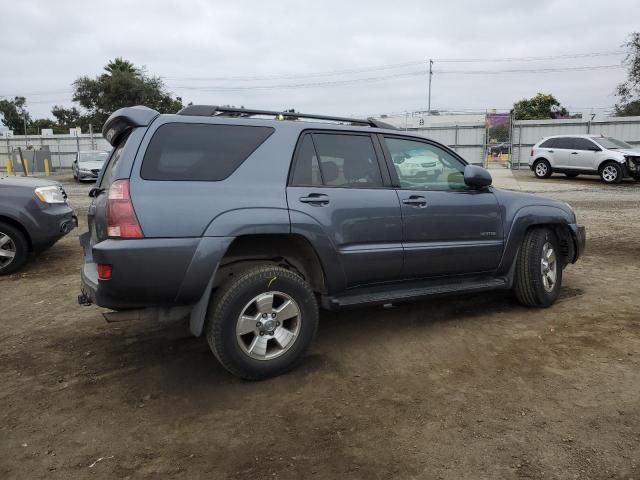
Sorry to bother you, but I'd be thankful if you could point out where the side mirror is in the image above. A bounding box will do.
[464,165,492,188]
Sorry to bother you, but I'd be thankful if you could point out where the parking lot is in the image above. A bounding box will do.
[1,171,639,479]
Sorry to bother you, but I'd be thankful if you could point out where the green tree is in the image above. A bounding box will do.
[51,105,90,131]
[615,32,640,116]
[0,96,30,133]
[72,57,183,128]
[512,93,568,120]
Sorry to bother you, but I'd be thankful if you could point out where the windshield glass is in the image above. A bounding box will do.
[593,137,632,150]
[79,151,109,163]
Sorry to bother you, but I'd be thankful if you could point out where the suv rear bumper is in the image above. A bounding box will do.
[79,233,233,310]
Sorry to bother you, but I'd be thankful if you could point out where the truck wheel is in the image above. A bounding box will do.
[533,159,552,179]
[206,265,319,380]
[0,221,29,275]
[599,162,622,184]
[514,227,562,308]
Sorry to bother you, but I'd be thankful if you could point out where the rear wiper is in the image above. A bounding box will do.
[88,187,105,198]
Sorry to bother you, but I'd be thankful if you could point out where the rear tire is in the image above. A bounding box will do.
[533,159,552,179]
[205,265,319,380]
[599,162,622,184]
[0,221,29,275]
[514,227,562,308]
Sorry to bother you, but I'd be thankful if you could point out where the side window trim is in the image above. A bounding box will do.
[288,129,393,189]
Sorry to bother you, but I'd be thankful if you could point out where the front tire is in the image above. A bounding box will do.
[0,222,29,275]
[533,159,552,179]
[514,227,562,308]
[599,162,623,184]
[206,265,319,380]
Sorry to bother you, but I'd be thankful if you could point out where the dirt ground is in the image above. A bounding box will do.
[1,171,639,479]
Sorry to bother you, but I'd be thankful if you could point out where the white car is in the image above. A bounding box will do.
[393,151,444,180]
[529,135,640,184]
[72,150,109,182]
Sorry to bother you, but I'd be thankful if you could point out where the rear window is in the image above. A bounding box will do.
[539,138,555,148]
[141,123,274,181]
[99,135,129,189]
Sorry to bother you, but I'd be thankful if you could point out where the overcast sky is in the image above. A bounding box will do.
[1,0,639,120]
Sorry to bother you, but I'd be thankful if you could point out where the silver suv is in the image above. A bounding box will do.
[529,135,640,184]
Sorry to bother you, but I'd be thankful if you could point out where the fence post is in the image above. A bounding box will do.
[44,159,50,176]
[6,159,12,175]
[454,124,459,152]
[17,147,28,176]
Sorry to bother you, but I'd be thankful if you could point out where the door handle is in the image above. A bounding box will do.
[548,150,554,153]
[402,195,427,207]
[299,193,329,206]
[570,152,578,154]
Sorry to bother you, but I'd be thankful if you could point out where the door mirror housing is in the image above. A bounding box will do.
[464,165,492,188]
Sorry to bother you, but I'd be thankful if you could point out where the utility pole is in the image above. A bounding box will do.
[427,59,433,115]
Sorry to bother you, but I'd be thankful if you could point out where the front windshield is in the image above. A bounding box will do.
[79,151,109,163]
[593,137,632,150]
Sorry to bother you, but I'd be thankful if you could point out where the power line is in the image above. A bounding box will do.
[437,64,624,75]
[168,64,623,92]
[166,50,625,83]
[169,70,426,91]
[435,50,625,63]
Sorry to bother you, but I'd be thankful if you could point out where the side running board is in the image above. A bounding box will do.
[323,277,507,309]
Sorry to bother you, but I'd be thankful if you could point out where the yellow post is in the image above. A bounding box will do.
[44,159,50,176]
[6,159,11,175]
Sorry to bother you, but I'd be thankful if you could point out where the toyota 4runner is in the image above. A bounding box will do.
[79,105,586,380]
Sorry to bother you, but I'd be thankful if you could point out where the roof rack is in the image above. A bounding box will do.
[177,105,397,130]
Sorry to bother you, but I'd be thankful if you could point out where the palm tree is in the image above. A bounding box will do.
[104,58,138,76]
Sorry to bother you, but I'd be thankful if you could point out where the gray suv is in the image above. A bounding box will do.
[1,176,76,275]
[79,105,586,380]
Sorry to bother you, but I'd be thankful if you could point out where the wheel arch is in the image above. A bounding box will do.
[189,233,328,337]
[497,205,575,276]
[597,158,623,172]
[0,215,32,250]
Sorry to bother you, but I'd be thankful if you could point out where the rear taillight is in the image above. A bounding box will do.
[530,149,534,157]
[97,263,113,280]
[107,180,143,238]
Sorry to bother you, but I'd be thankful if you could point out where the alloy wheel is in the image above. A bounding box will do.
[0,232,17,268]
[236,291,301,360]
[540,242,557,292]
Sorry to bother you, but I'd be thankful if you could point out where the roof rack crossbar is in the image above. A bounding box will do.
[177,105,396,129]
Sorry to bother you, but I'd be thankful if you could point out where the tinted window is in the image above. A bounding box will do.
[539,138,555,148]
[385,137,467,191]
[290,135,323,186]
[573,138,598,150]
[99,136,128,188]
[311,133,383,188]
[553,137,575,149]
[141,123,274,181]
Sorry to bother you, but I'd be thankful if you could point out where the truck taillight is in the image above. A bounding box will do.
[107,180,143,238]
[97,264,113,280]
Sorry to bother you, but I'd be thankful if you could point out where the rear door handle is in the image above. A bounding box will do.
[299,193,329,206]
[548,150,554,153]
[571,152,578,154]
[402,195,427,207]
